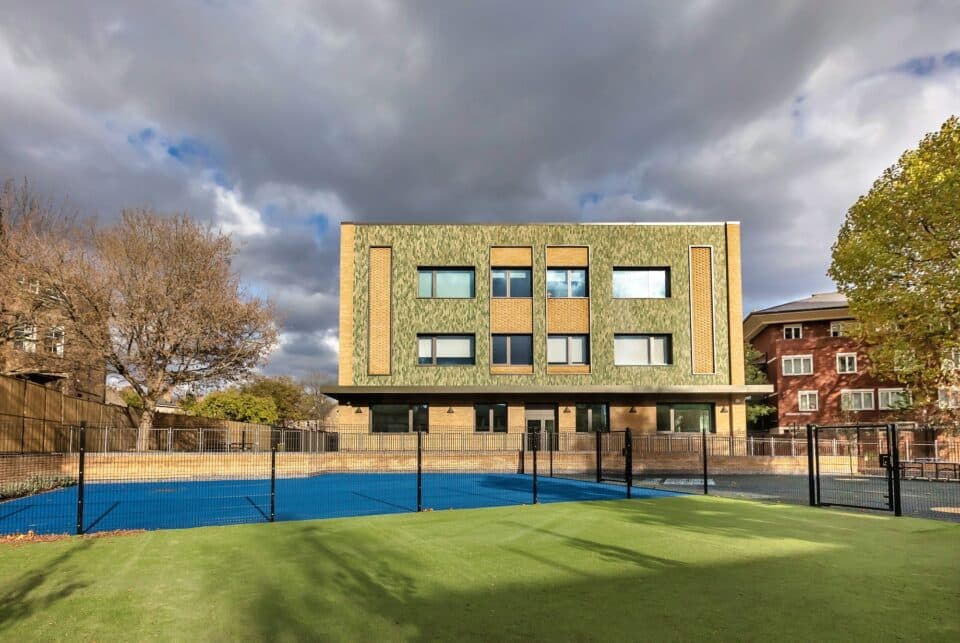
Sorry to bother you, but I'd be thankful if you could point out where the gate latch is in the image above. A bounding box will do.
[879,453,891,468]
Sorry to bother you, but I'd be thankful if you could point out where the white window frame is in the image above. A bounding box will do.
[781,355,813,376]
[43,326,65,356]
[841,389,875,412]
[938,387,960,409]
[613,334,672,366]
[829,321,847,337]
[417,268,475,299]
[490,268,533,298]
[878,388,910,410]
[13,323,37,353]
[545,268,588,298]
[547,335,589,365]
[798,390,818,412]
[783,324,802,340]
[417,334,475,366]
[836,352,858,374]
[612,268,670,299]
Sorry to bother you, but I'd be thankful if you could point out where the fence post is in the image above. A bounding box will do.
[76,422,86,535]
[889,424,902,517]
[625,429,633,499]
[701,429,709,495]
[416,430,423,512]
[270,445,276,522]
[532,433,539,504]
[805,425,816,507]
[595,429,602,483]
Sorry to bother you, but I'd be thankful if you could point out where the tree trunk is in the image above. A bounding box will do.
[137,407,155,451]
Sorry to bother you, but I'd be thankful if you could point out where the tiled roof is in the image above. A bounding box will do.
[752,292,848,315]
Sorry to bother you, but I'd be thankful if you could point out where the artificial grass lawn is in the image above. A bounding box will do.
[0,496,958,642]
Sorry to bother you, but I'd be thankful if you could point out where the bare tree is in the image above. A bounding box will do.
[299,371,338,424]
[0,180,101,390]
[4,197,278,448]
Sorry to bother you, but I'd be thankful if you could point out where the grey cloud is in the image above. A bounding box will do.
[2,1,959,378]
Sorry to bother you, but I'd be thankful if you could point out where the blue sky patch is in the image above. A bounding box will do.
[578,192,603,209]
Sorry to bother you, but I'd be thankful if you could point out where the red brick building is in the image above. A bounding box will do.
[744,293,912,432]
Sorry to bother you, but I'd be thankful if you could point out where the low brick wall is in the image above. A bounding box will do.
[1,452,855,485]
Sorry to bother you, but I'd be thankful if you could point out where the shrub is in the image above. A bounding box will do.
[0,475,77,501]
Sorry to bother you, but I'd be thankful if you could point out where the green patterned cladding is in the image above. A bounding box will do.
[349,224,731,387]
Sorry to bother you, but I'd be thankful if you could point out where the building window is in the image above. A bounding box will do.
[829,321,849,337]
[942,347,960,370]
[612,268,670,299]
[798,390,818,412]
[475,403,508,432]
[878,389,910,410]
[417,335,475,366]
[938,387,960,409]
[371,403,429,432]
[547,335,589,365]
[836,353,857,374]
[841,389,874,412]
[782,355,813,376]
[656,403,714,433]
[43,327,65,356]
[575,403,608,432]
[417,268,475,298]
[783,324,802,340]
[491,268,532,298]
[12,323,37,353]
[546,269,588,298]
[491,334,533,365]
[614,334,671,366]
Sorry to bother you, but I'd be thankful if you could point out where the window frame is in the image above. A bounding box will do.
[547,334,589,365]
[613,334,673,366]
[836,352,857,374]
[491,267,533,298]
[546,268,589,298]
[370,403,429,433]
[416,267,475,299]
[12,323,37,353]
[656,402,716,433]
[797,390,819,412]
[43,326,65,356]
[783,324,803,340]
[840,389,875,412]
[416,334,476,366]
[878,388,910,410]
[474,403,508,433]
[575,403,609,433]
[491,334,534,366]
[829,321,848,337]
[611,267,671,299]
[781,355,813,376]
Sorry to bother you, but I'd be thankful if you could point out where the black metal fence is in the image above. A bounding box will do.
[2,423,958,536]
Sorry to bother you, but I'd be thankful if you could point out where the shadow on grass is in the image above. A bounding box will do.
[0,539,93,633]
[222,500,958,641]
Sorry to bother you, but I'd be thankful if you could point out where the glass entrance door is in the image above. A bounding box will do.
[525,407,557,450]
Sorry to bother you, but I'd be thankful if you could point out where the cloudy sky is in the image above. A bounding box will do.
[1,1,959,379]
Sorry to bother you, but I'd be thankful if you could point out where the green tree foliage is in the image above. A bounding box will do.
[120,388,144,410]
[240,376,304,425]
[744,343,775,425]
[829,116,960,420]
[191,389,279,425]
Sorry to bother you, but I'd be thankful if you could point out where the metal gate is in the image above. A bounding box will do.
[808,424,901,515]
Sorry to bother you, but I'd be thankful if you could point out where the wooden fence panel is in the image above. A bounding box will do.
[0,377,23,415]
